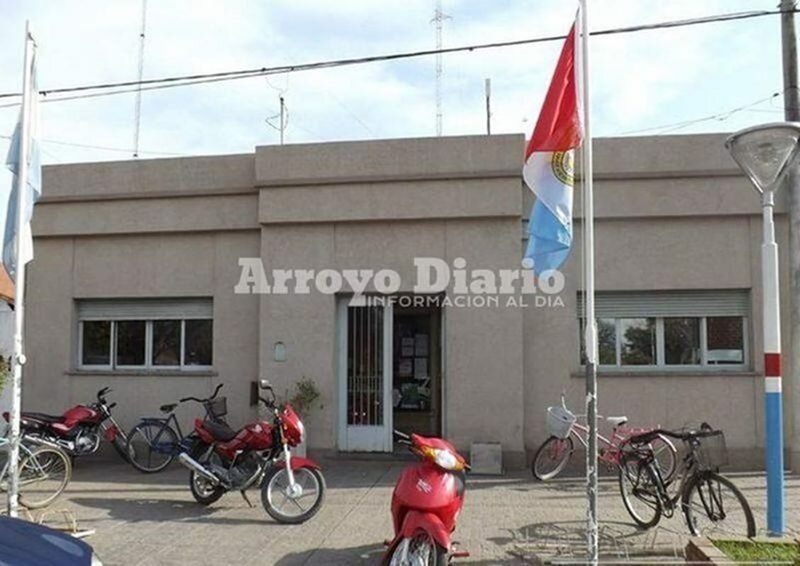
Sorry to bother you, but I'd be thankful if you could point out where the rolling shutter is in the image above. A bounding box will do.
[576,290,750,318]
[76,298,213,320]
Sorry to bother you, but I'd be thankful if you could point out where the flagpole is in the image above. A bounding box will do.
[7,21,34,518]
[578,1,598,563]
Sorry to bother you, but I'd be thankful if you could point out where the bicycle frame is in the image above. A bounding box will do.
[138,412,189,456]
[629,439,698,519]
[568,419,636,467]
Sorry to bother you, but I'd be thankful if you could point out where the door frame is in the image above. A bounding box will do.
[336,297,394,452]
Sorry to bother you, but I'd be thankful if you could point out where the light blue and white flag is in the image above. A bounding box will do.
[2,50,41,281]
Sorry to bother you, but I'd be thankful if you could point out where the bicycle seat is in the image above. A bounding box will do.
[204,420,238,442]
[606,416,628,427]
[159,403,178,413]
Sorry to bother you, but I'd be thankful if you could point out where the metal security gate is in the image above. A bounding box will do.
[337,299,393,452]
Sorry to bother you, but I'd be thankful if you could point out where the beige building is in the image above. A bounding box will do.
[22,133,799,469]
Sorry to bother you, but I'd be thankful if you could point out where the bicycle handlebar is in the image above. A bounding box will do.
[179,383,224,404]
[627,425,718,446]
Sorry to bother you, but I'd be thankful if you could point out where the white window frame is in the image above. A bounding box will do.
[587,315,749,371]
[114,320,149,370]
[78,317,213,372]
[78,320,113,370]
[181,318,214,370]
[150,319,183,370]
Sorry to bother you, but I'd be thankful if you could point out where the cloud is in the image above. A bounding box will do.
[0,0,787,163]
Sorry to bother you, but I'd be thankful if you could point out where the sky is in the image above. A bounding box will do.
[0,0,791,164]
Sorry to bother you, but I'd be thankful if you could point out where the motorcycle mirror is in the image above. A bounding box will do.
[259,379,272,391]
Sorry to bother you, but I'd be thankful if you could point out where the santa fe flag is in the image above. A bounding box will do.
[523,19,583,274]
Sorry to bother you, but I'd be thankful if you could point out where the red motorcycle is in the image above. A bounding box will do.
[5,387,130,460]
[178,380,326,524]
[383,430,470,565]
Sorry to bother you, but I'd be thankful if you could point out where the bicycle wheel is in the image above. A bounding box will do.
[18,446,71,509]
[650,434,678,483]
[532,436,574,480]
[127,421,179,473]
[682,471,755,538]
[618,453,661,529]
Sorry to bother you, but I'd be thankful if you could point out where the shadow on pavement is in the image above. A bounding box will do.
[69,496,275,527]
[487,519,685,563]
[273,543,538,565]
[273,543,384,565]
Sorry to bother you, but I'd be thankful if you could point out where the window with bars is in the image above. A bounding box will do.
[77,299,213,371]
[578,291,749,371]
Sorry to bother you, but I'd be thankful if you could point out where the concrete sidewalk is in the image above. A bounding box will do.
[29,457,800,565]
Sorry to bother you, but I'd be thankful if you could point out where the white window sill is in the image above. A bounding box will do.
[571,368,757,378]
[66,368,217,377]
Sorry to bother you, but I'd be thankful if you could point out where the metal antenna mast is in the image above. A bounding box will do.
[133,0,148,158]
[432,0,449,136]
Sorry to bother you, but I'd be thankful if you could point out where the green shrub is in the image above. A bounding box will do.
[288,377,321,417]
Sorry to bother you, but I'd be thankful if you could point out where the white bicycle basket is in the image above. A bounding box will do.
[547,405,576,439]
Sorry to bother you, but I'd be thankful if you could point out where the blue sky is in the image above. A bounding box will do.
[0,0,789,163]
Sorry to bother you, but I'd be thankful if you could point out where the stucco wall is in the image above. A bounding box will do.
[21,132,798,469]
[24,231,260,432]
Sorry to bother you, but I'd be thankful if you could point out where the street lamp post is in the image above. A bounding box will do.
[726,122,800,536]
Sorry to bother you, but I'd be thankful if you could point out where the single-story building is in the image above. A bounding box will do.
[21,133,799,469]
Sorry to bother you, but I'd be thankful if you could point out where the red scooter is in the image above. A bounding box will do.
[178,380,326,524]
[5,387,131,460]
[383,430,470,565]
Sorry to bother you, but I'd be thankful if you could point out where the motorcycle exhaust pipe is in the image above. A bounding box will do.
[26,435,67,451]
[178,452,220,485]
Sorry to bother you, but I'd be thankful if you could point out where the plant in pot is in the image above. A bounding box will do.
[288,377,321,458]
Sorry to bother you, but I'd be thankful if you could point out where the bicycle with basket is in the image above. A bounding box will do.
[618,423,755,537]
[126,384,229,473]
[532,393,677,482]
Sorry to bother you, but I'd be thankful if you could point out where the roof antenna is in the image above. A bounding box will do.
[432,0,450,137]
[133,0,148,158]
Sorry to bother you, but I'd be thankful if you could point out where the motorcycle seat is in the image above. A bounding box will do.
[21,412,63,423]
[204,420,238,442]
[160,403,178,413]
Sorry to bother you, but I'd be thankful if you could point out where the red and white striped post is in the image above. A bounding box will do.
[726,123,800,536]
[761,188,785,535]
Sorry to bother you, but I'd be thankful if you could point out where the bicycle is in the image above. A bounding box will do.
[0,434,71,508]
[126,384,228,473]
[531,394,677,482]
[618,424,755,537]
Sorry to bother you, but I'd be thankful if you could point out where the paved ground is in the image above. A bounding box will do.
[23,456,800,565]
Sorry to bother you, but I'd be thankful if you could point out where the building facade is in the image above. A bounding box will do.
[23,133,799,469]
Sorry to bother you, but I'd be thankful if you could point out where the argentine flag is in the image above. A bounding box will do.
[523,21,583,275]
[2,49,41,281]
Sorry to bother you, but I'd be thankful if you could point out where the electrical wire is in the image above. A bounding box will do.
[0,6,794,105]
[614,91,784,136]
[0,132,188,156]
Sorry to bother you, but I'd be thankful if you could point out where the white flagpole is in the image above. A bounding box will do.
[578,1,598,563]
[7,21,35,518]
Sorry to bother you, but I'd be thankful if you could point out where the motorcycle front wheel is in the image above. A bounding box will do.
[188,444,225,505]
[388,532,447,566]
[261,466,325,524]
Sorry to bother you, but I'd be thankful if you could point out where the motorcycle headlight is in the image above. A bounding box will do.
[426,447,463,471]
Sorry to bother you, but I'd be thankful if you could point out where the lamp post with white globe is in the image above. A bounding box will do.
[725,122,800,536]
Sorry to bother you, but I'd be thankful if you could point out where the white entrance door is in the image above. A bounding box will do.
[337,298,393,452]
